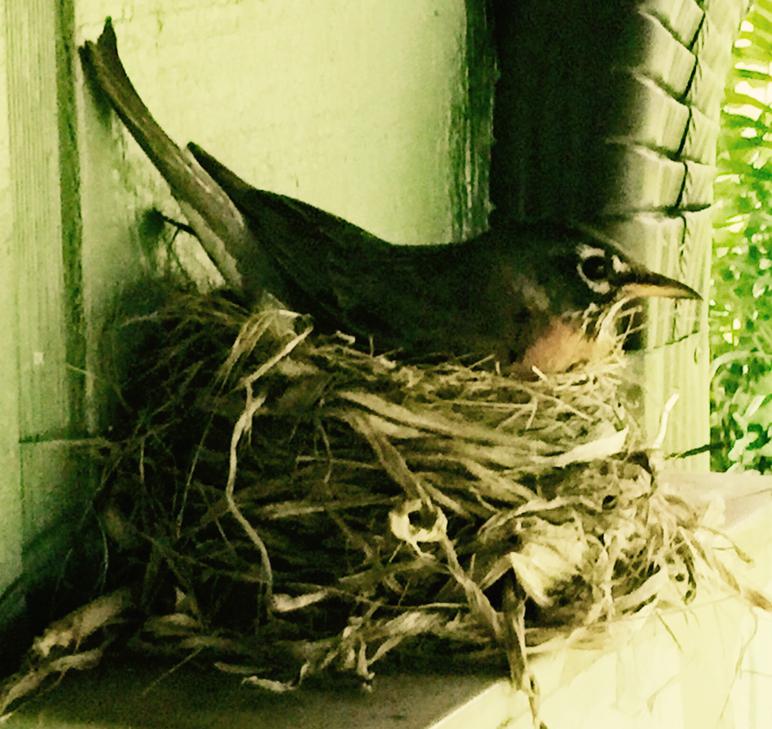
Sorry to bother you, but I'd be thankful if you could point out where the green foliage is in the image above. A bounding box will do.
[710,0,772,473]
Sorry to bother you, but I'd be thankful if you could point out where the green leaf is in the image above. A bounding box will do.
[711,5,772,474]
[733,67,772,83]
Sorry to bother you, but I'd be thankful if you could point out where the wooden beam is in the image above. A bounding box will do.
[0,0,25,644]
[2,0,89,617]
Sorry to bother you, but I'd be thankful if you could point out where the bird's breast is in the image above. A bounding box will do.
[518,315,615,373]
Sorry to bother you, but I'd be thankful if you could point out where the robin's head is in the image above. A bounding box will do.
[507,230,703,371]
[571,239,701,306]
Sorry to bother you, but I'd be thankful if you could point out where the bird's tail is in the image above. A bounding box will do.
[79,19,266,296]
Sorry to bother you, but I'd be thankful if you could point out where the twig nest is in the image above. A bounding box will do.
[2,286,730,725]
[100,291,701,671]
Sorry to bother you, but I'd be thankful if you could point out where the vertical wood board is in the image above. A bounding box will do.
[0,0,25,633]
[5,0,75,441]
[2,0,90,630]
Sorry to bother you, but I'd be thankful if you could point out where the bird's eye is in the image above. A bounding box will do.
[580,256,609,282]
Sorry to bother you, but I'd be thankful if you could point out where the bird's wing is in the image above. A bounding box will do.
[186,142,462,264]
[188,142,482,341]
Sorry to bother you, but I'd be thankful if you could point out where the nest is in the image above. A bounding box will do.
[3,285,739,723]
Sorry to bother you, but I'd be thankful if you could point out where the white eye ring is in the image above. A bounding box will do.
[611,254,631,275]
[577,244,605,260]
[576,246,612,294]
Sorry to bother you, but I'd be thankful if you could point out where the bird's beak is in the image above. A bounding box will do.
[620,270,702,300]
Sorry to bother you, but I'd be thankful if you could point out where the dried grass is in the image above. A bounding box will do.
[102,291,704,681]
[1,286,731,723]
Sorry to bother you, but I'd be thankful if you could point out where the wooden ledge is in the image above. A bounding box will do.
[7,473,772,729]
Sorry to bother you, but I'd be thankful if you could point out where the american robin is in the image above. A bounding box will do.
[81,21,700,372]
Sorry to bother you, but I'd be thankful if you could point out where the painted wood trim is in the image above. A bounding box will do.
[0,0,26,638]
[2,0,89,625]
[4,0,83,441]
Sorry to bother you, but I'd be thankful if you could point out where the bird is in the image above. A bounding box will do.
[80,20,700,373]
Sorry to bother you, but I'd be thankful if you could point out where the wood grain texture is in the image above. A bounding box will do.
[2,0,95,630]
[0,0,26,635]
[628,10,697,96]
[641,0,704,45]
[5,0,73,441]
[607,74,690,153]
[18,441,94,598]
[681,105,719,164]
[448,0,495,241]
